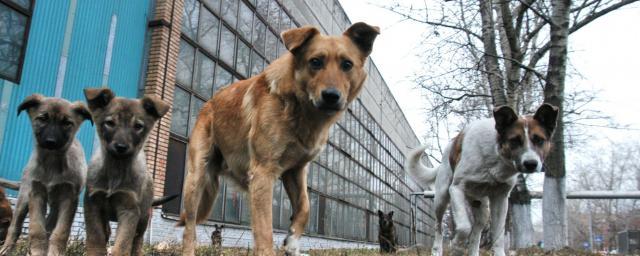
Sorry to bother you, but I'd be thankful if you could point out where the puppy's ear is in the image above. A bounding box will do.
[533,103,559,136]
[84,88,115,111]
[141,96,170,119]
[72,102,93,125]
[343,22,380,57]
[377,210,384,217]
[281,26,319,54]
[388,211,394,218]
[493,105,518,134]
[17,94,44,116]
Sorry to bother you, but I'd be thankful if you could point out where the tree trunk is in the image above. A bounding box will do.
[478,0,507,106]
[542,0,571,250]
[510,174,535,248]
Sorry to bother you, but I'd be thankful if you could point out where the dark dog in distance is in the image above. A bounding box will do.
[378,210,397,253]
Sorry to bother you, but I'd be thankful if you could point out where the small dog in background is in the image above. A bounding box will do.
[406,104,558,256]
[378,210,397,253]
[210,224,224,248]
[82,88,169,256]
[0,187,12,245]
[0,94,91,256]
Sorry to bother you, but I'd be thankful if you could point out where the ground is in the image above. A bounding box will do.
[4,240,603,255]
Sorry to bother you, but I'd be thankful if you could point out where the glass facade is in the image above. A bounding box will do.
[164,0,432,246]
[0,0,32,83]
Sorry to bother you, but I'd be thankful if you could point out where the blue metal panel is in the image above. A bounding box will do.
[0,0,151,196]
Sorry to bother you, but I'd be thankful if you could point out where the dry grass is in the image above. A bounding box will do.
[3,240,602,255]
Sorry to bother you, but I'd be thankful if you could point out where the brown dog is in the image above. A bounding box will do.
[0,187,11,245]
[82,88,169,256]
[178,22,379,256]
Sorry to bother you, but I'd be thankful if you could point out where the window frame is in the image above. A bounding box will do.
[0,0,34,83]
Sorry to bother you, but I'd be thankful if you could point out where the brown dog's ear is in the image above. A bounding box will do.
[377,210,384,217]
[343,22,380,57]
[388,211,394,218]
[72,102,93,125]
[533,103,559,136]
[141,96,170,119]
[17,94,44,116]
[84,88,115,111]
[493,105,518,134]
[281,26,320,53]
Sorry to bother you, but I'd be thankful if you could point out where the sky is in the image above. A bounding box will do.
[339,0,640,228]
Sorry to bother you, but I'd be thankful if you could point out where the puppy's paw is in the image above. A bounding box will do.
[283,233,301,256]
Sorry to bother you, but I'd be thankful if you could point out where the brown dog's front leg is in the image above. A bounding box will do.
[281,166,310,256]
[28,182,48,256]
[48,184,79,256]
[249,167,276,256]
[84,195,109,256]
[112,199,141,256]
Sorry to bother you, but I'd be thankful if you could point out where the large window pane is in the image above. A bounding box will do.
[182,0,199,39]
[238,2,253,40]
[9,0,30,10]
[0,4,27,81]
[219,25,235,66]
[170,88,190,137]
[220,0,238,28]
[202,0,220,14]
[177,40,195,87]
[198,8,219,56]
[256,0,269,19]
[214,64,233,91]
[250,50,264,76]
[252,18,266,55]
[236,41,250,77]
[188,96,205,135]
[224,184,241,223]
[194,52,214,98]
[212,180,225,221]
[267,0,280,28]
[265,31,278,61]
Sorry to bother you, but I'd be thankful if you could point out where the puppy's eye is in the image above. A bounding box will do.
[509,137,522,147]
[134,122,144,131]
[532,135,545,146]
[35,115,48,122]
[341,60,353,71]
[63,120,74,128]
[103,120,115,128]
[309,58,324,70]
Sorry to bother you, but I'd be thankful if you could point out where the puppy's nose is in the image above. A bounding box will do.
[44,137,57,147]
[523,160,538,171]
[321,88,341,104]
[114,143,129,153]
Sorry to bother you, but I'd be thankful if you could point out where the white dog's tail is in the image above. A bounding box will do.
[405,145,438,187]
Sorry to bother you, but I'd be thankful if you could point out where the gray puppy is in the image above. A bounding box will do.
[82,88,169,256]
[0,94,91,256]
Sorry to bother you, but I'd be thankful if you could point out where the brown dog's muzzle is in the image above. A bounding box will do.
[315,88,344,114]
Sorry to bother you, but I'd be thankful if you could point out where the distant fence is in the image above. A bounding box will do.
[408,190,640,245]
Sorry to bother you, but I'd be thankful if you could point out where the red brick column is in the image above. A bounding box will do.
[143,0,184,198]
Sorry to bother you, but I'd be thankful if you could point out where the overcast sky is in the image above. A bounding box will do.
[339,0,640,227]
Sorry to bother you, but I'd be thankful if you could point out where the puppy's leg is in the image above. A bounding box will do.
[84,196,109,256]
[468,198,489,256]
[130,214,150,256]
[449,184,472,256]
[0,190,28,255]
[489,193,509,256]
[111,195,140,256]
[431,184,450,256]
[28,182,48,256]
[281,166,309,256]
[47,184,78,256]
[249,164,276,256]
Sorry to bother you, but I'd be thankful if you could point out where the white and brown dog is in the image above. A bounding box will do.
[406,104,558,256]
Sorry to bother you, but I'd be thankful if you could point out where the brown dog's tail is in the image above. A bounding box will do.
[0,178,20,191]
[152,193,180,207]
[176,174,218,226]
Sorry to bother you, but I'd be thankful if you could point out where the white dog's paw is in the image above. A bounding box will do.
[431,247,443,256]
[283,233,301,256]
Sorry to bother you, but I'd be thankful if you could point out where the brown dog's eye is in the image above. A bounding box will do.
[531,135,545,146]
[341,60,353,71]
[35,115,48,122]
[63,120,74,128]
[134,122,144,132]
[509,137,522,147]
[309,58,324,70]
[103,120,115,128]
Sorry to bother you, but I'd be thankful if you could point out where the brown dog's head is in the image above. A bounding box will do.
[378,210,395,231]
[278,22,379,115]
[494,103,559,173]
[83,88,169,159]
[18,94,92,150]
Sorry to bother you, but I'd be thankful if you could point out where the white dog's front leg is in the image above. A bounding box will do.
[449,185,472,256]
[489,193,509,256]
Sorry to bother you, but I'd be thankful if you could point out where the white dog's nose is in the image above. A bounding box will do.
[523,160,538,171]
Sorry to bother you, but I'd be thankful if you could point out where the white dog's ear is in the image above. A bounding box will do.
[493,105,518,134]
[534,103,559,136]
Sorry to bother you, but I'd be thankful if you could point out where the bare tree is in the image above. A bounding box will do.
[382,0,640,250]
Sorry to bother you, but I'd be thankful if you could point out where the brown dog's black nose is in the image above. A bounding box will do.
[43,137,58,148]
[321,88,341,104]
[114,143,129,154]
[523,160,538,171]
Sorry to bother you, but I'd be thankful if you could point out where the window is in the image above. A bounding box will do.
[0,0,33,82]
